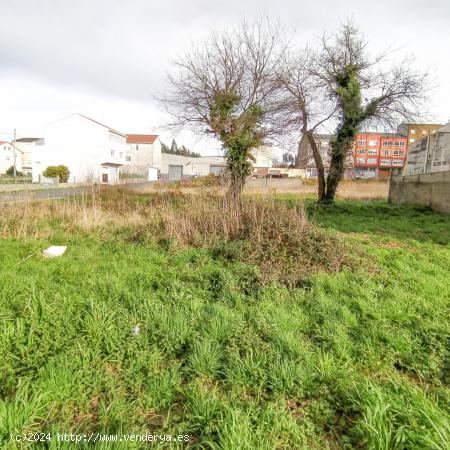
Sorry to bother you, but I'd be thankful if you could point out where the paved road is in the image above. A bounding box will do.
[0,185,96,202]
[0,182,155,203]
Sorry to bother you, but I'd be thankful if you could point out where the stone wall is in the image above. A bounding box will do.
[388,170,450,213]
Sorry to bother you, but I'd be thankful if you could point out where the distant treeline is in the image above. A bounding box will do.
[161,139,201,158]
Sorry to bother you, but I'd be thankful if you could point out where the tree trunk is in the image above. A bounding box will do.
[305,131,326,202]
[324,134,354,202]
[225,159,248,211]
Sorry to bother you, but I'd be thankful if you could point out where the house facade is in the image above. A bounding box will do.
[14,137,44,175]
[0,141,23,175]
[296,133,333,177]
[33,114,127,183]
[124,134,162,177]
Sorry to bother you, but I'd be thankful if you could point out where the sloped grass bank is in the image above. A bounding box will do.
[0,196,449,449]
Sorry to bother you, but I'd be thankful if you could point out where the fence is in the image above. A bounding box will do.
[0,176,32,185]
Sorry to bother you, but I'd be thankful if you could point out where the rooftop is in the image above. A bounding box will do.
[126,134,159,144]
[16,137,42,143]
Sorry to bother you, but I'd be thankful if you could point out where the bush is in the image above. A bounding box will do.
[5,166,23,177]
[43,165,70,182]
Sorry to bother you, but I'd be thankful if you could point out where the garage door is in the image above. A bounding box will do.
[168,165,183,181]
[210,165,225,176]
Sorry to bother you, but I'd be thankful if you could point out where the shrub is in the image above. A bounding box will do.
[42,165,70,182]
[157,194,353,286]
[5,166,23,177]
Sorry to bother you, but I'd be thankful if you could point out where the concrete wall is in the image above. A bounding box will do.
[389,170,450,213]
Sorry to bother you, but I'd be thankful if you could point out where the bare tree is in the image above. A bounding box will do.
[161,20,286,202]
[279,22,429,203]
[278,48,337,200]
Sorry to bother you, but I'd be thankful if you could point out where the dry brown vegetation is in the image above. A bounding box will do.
[0,187,353,286]
[134,178,389,200]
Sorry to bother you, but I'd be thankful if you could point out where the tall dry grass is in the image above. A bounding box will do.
[0,187,352,285]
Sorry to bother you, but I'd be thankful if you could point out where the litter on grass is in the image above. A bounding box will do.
[43,246,67,258]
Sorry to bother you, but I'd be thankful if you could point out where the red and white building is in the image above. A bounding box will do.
[352,132,408,179]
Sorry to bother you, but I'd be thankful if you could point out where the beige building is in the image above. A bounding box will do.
[397,123,443,156]
[297,133,332,175]
[404,122,450,175]
[124,134,162,177]
[13,137,44,175]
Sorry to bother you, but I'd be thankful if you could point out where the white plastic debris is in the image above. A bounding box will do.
[42,246,67,258]
[133,325,140,336]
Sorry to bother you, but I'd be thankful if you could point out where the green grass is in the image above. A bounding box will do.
[0,197,449,449]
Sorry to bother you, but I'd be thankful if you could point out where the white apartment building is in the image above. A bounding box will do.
[0,141,23,175]
[33,114,127,183]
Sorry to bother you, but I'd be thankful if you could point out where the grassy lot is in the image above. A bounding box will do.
[0,192,449,449]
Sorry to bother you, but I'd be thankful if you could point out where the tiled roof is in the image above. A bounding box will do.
[126,134,159,144]
[0,141,8,145]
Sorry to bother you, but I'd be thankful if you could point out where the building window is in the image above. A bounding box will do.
[368,140,378,146]
[410,138,415,143]
[126,155,131,162]
[380,159,391,166]
[356,157,366,164]
[357,149,366,154]
[119,152,123,158]
[382,150,390,156]
[392,160,403,166]
[393,150,404,156]
[357,139,366,146]
[368,149,377,155]
[367,158,377,164]
[136,145,139,150]
[111,150,115,157]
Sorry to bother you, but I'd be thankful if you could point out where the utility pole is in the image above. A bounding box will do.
[12,129,17,183]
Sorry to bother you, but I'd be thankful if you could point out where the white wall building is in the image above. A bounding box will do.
[159,147,273,181]
[14,137,43,175]
[252,146,273,171]
[33,114,127,183]
[160,154,225,180]
[405,122,450,176]
[123,134,161,177]
[0,141,23,175]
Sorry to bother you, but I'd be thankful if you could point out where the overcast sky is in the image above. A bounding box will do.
[0,0,449,155]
